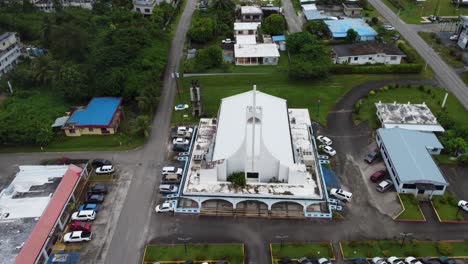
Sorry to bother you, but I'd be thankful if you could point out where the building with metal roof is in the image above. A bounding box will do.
[324,18,377,41]
[376,128,448,197]
[234,44,280,65]
[63,97,123,136]
[375,102,445,133]
[331,43,405,65]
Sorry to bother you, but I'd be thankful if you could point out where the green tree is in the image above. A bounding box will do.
[227,172,246,188]
[31,55,58,85]
[303,21,328,38]
[210,0,235,12]
[135,115,151,138]
[345,29,358,43]
[261,14,286,35]
[442,137,467,156]
[36,126,54,146]
[195,45,223,71]
[286,32,316,54]
[52,64,88,102]
[188,17,216,43]
[50,22,89,62]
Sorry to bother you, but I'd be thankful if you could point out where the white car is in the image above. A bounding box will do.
[405,257,423,264]
[71,210,96,221]
[458,200,468,212]
[388,257,405,264]
[177,126,193,134]
[372,257,388,264]
[162,166,183,175]
[63,231,92,243]
[317,135,332,145]
[320,145,336,156]
[95,165,114,174]
[450,35,459,41]
[318,258,331,264]
[155,201,175,213]
[383,24,395,31]
[174,104,189,111]
[376,179,393,192]
[173,138,189,145]
[330,188,352,202]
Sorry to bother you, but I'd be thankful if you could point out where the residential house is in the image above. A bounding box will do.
[455,16,468,49]
[342,2,362,18]
[0,32,21,77]
[331,43,405,65]
[375,102,445,133]
[63,97,123,136]
[234,22,261,36]
[325,18,377,41]
[234,44,280,65]
[30,0,95,12]
[376,128,448,198]
[133,0,157,15]
[241,6,263,22]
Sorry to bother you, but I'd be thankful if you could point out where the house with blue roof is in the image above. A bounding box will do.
[376,128,448,198]
[63,97,123,136]
[324,18,377,41]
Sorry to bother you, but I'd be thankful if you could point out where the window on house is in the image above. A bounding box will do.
[136,7,140,11]
[390,56,397,60]
[69,129,75,134]
[394,176,400,186]
[145,8,150,12]
[248,30,254,34]
[369,57,372,60]
[402,184,416,189]
[354,57,358,61]
[435,185,444,190]
[89,128,94,132]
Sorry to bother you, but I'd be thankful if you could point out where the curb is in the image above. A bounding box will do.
[393,194,426,222]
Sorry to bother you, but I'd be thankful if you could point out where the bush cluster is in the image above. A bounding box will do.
[330,64,423,74]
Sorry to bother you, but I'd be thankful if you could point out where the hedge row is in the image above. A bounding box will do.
[398,42,424,64]
[330,63,423,74]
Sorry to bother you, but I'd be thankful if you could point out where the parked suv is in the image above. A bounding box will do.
[159,184,178,194]
[370,170,386,183]
[330,188,352,202]
[88,183,108,194]
[71,210,96,221]
[162,174,181,184]
[162,167,183,176]
[365,150,380,164]
[376,179,393,192]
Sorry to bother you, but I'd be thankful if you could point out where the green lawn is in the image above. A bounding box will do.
[382,0,467,24]
[143,244,244,264]
[0,134,145,153]
[174,73,422,125]
[355,85,468,129]
[432,192,465,222]
[271,243,334,261]
[341,240,468,258]
[396,194,425,221]
[418,32,465,68]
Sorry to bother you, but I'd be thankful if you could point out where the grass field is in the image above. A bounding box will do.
[396,194,425,221]
[355,85,468,129]
[418,32,465,68]
[432,192,465,222]
[174,73,422,125]
[382,0,467,24]
[143,244,244,264]
[341,240,468,258]
[271,243,334,261]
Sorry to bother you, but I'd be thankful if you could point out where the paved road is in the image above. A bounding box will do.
[103,1,197,263]
[282,0,303,33]
[368,0,468,110]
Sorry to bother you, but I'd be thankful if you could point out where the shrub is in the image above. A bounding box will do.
[369,90,376,96]
[447,194,457,206]
[418,85,424,91]
[437,241,453,256]
[398,42,422,63]
[459,155,468,164]
[438,195,447,204]
[227,172,246,188]
[382,250,390,257]
[330,64,423,74]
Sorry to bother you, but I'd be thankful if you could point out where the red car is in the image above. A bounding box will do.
[370,170,387,183]
[69,221,92,232]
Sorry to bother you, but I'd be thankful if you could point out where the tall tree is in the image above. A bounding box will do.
[345,29,358,43]
[261,14,286,36]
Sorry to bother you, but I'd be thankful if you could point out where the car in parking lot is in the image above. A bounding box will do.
[318,258,331,264]
[317,135,332,145]
[320,145,336,156]
[388,257,405,264]
[162,174,181,184]
[405,257,423,264]
[173,137,190,145]
[449,35,459,41]
[159,184,179,194]
[376,179,393,192]
[365,150,380,164]
[173,144,189,152]
[78,203,100,212]
[85,194,105,204]
[162,166,183,175]
[297,257,312,264]
[370,170,386,183]
[372,257,388,264]
[71,210,96,221]
[155,201,175,212]
[174,104,189,111]
[63,231,93,243]
[95,165,114,174]
[458,200,468,212]
[330,188,352,202]
[69,221,92,232]
[177,126,193,134]
[91,159,112,168]
[88,183,108,194]
[383,24,395,31]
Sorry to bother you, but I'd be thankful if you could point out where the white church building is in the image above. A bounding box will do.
[175,87,335,218]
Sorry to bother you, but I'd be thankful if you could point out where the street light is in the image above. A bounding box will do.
[400,232,413,248]
[275,235,289,249]
[178,236,192,253]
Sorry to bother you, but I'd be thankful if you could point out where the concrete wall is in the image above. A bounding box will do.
[335,54,402,65]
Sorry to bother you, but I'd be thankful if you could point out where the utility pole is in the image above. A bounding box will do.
[275,235,288,249]
[178,237,192,253]
[400,233,413,248]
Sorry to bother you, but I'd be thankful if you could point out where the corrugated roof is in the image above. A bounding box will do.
[212,91,294,166]
[301,3,317,10]
[234,22,260,31]
[304,10,329,20]
[15,165,82,264]
[325,18,377,38]
[331,43,405,57]
[51,116,70,128]
[236,35,257,45]
[378,128,447,185]
[67,97,122,127]
[234,44,280,58]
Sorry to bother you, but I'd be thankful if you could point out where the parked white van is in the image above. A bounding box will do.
[330,188,353,202]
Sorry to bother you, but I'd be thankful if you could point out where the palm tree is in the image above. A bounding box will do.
[210,0,234,12]
[135,115,152,138]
